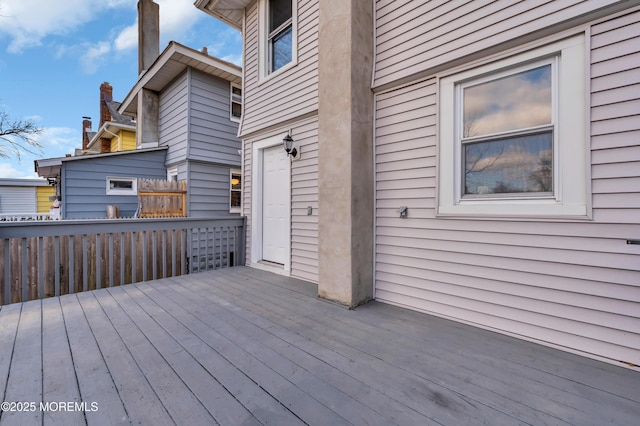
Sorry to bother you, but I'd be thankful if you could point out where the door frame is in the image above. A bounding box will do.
[250,133,292,275]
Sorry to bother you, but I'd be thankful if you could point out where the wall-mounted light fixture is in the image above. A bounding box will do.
[283,133,298,158]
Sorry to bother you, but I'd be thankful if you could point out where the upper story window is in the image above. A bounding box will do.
[230,83,242,122]
[260,0,297,78]
[438,34,588,218]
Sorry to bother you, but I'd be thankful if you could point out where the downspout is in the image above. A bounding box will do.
[103,126,121,151]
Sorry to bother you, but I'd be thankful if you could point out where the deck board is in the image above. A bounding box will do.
[0,266,639,425]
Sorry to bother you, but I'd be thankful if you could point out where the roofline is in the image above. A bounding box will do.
[0,178,50,187]
[59,146,168,163]
[193,0,244,30]
[87,121,137,151]
[119,41,242,114]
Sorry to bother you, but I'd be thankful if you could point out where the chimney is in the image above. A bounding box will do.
[82,117,92,151]
[138,0,160,75]
[99,82,113,128]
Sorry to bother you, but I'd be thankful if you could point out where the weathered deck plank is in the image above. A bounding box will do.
[41,297,84,426]
[2,300,42,425]
[0,266,638,425]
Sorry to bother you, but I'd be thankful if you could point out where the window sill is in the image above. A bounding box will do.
[258,60,297,86]
[437,201,590,220]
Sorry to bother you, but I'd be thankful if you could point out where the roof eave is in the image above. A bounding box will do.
[119,41,242,115]
[193,0,249,30]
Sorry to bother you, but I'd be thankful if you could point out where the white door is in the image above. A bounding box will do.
[262,145,289,264]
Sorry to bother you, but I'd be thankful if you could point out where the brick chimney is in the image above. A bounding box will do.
[99,82,113,128]
[100,137,111,153]
[81,117,92,151]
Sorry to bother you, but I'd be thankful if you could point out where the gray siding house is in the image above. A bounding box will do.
[119,40,243,218]
[35,148,168,219]
[194,0,640,369]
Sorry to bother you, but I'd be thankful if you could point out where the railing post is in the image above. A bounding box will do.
[69,235,75,294]
[21,238,28,302]
[54,236,60,297]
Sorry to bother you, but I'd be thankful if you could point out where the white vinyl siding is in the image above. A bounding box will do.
[373,0,629,89]
[243,116,318,282]
[373,10,640,366]
[240,0,318,137]
[0,187,37,214]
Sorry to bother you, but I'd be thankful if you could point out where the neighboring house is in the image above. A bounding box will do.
[84,82,137,154]
[34,0,243,220]
[35,148,168,219]
[194,0,640,368]
[119,1,243,218]
[0,178,55,218]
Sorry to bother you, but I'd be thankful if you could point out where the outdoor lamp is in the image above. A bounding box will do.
[283,134,298,158]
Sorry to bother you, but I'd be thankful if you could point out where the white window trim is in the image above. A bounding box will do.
[167,167,178,182]
[258,0,298,82]
[438,34,589,219]
[230,82,242,123]
[230,169,242,214]
[106,177,137,196]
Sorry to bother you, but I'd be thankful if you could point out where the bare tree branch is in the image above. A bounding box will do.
[0,110,43,159]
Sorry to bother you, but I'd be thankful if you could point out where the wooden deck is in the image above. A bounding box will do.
[0,267,638,425]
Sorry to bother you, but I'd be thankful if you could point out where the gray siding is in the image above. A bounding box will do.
[159,72,189,165]
[373,0,631,89]
[373,9,640,366]
[188,69,241,166]
[240,0,319,137]
[188,161,238,218]
[61,150,167,219]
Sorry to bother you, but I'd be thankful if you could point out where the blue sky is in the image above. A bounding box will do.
[0,0,241,179]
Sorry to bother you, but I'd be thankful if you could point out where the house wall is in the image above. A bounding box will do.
[242,116,319,283]
[159,71,189,165]
[188,69,241,166]
[36,186,55,212]
[239,0,319,137]
[108,130,136,152]
[61,150,167,219]
[187,161,239,218]
[0,186,36,214]
[372,0,634,89]
[373,6,640,366]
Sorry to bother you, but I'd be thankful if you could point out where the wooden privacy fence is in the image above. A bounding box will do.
[0,217,245,305]
[138,179,187,218]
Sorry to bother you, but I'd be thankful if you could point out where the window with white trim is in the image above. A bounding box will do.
[167,167,178,182]
[260,0,296,77]
[230,83,242,122]
[438,34,588,218]
[106,177,137,196]
[230,170,241,213]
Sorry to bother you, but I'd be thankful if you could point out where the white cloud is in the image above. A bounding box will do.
[0,162,39,179]
[0,0,96,53]
[221,53,242,66]
[79,42,112,74]
[36,127,78,153]
[114,24,138,52]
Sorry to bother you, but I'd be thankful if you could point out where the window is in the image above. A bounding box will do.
[438,34,588,218]
[261,0,296,77]
[230,170,241,213]
[230,83,242,122]
[106,177,137,196]
[167,167,178,182]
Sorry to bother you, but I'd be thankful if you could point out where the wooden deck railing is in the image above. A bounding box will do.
[0,216,245,305]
